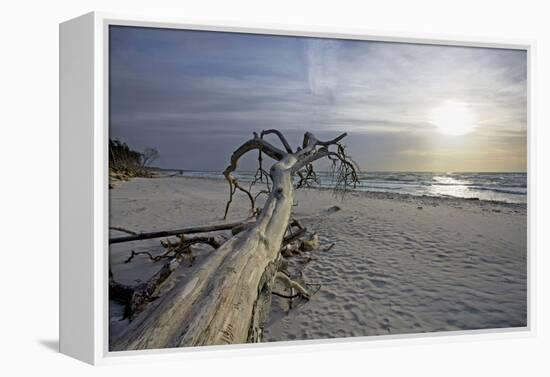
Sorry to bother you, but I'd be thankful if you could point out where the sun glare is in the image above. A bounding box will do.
[430,101,477,136]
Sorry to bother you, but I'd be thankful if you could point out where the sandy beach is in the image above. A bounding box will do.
[109,175,527,344]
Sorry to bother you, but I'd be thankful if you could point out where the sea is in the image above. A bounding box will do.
[165,170,527,204]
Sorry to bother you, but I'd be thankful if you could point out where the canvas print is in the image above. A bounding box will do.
[107,25,527,351]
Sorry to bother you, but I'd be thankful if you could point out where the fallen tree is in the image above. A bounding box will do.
[109,130,358,350]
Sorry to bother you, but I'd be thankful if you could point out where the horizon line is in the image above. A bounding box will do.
[151,167,527,174]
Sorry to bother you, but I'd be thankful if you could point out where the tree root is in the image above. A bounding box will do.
[110,256,183,320]
[273,271,310,300]
[113,234,225,320]
[323,243,336,252]
[299,232,319,251]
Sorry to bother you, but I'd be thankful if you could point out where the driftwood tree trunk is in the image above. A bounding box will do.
[110,131,357,350]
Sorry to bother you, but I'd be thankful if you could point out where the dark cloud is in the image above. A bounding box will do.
[109,26,527,172]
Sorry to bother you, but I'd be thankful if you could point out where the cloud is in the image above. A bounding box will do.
[304,39,340,101]
[109,26,527,172]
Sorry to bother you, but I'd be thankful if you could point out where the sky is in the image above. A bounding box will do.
[109,26,527,172]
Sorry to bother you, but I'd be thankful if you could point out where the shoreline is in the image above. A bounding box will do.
[143,173,527,211]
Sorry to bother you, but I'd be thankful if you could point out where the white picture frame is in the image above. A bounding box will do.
[59,11,534,365]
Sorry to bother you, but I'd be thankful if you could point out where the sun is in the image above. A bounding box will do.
[429,101,477,136]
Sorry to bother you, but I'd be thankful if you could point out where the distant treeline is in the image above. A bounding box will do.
[109,139,159,181]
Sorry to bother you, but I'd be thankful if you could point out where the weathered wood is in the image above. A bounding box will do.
[110,257,184,320]
[130,257,183,319]
[282,227,307,247]
[110,130,356,350]
[109,220,248,244]
[111,159,294,349]
[112,235,226,320]
[260,129,294,153]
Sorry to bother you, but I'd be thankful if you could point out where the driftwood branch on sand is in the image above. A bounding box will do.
[110,130,358,350]
[109,219,249,244]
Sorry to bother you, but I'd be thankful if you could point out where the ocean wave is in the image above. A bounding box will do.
[468,186,527,195]
[173,170,527,204]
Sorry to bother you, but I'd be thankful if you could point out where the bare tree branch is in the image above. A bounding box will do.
[222,134,288,219]
[260,129,293,153]
[109,219,250,244]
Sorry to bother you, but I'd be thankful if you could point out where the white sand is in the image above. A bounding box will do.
[109,176,527,343]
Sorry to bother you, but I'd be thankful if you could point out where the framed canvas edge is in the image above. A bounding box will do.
[59,12,96,364]
[83,11,536,365]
